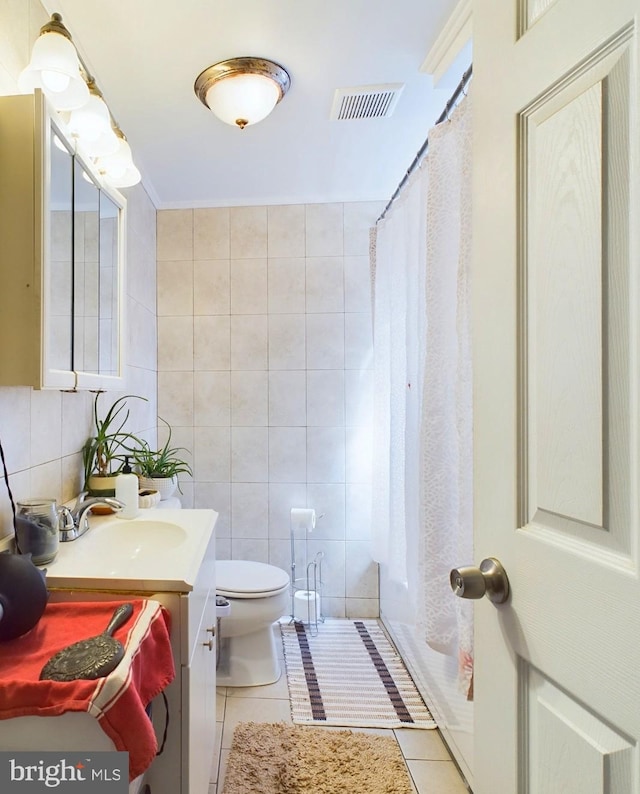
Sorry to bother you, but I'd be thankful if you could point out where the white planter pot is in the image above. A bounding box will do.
[137,475,177,501]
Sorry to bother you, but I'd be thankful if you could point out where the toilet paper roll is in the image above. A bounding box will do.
[293,590,321,623]
[290,508,316,532]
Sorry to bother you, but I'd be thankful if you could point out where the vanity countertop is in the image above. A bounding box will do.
[43,508,218,593]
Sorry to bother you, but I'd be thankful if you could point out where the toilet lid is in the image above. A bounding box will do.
[216,560,290,598]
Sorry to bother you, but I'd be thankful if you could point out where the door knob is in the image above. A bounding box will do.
[449,557,510,604]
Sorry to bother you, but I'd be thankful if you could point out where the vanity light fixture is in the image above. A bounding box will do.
[18,13,89,111]
[19,13,141,189]
[194,57,290,129]
[67,79,119,158]
[94,129,141,188]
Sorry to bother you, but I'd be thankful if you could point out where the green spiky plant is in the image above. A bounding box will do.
[82,392,147,490]
[131,418,192,494]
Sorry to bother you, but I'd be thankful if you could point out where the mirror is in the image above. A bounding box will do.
[73,159,100,374]
[99,191,120,377]
[47,126,73,372]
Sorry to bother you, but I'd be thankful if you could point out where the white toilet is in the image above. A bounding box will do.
[215,560,290,687]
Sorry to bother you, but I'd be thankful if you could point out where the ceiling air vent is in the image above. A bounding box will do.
[330,83,404,121]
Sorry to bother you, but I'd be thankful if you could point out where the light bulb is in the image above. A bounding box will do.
[40,69,70,93]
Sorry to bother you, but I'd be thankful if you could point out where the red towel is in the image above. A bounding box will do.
[0,599,175,781]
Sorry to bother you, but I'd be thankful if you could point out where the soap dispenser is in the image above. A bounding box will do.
[115,457,139,519]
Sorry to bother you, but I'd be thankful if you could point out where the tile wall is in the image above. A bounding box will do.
[157,202,382,617]
[0,0,158,539]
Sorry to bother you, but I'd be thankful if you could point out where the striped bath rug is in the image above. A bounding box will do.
[280,619,436,729]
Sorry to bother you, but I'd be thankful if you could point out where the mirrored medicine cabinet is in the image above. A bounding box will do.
[0,90,126,390]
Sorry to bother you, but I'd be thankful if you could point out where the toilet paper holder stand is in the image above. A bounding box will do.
[289,509,324,636]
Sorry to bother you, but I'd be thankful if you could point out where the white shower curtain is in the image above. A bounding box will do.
[371,92,473,697]
[371,162,428,586]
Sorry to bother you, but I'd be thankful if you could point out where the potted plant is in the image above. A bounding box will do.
[82,392,147,498]
[132,418,193,500]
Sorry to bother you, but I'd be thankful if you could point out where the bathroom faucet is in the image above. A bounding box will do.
[60,495,125,542]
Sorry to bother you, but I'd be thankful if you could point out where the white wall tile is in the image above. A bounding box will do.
[268,315,306,369]
[346,598,380,619]
[267,258,305,313]
[321,597,346,619]
[230,259,268,314]
[230,315,268,370]
[157,260,193,315]
[195,482,231,537]
[344,201,384,256]
[231,483,269,538]
[306,483,345,540]
[230,206,268,259]
[268,538,294,575]
[195,371,231,426]
[307,370,345,427]
[306,257,344,313]
[346,483,372,540]
[30,390,62,467]
[157,371,194,427]
[231,427,268,482]
[268,371,306,426]
[0,386,30,473]
[268,427,306,483]
[344,255,372,313]
[194,427,231,481]
[306,314,344,369]
[305,203,343,257]
[346,541,379,598]
[346,426,373,484]
[157,316,193,370]
[268,205,305,258]
[232,538,269,563]
[307,427,345,483]
[194,316,231,370]
[194,208,230,260]
[62,452,83,503]
[345,369,373,426]
[157,209,193,261]
[30,460,61,502]
[268,482,307,539]
[61,392,93,456]
[216,538,231,559]
[0,469,29,537]
[177,481,194,508]
[306,539,345,598]
[194,260,230,315]
[345,312,373,370]
[231,371,268,426]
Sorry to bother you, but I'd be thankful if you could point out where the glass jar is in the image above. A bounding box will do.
[15,498,60,565]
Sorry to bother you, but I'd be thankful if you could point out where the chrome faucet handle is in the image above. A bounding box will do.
[61,496,126,541]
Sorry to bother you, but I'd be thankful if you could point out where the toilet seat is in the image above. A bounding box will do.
[216,560,290,599]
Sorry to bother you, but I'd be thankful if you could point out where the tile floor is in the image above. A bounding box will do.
[209,626,470,793]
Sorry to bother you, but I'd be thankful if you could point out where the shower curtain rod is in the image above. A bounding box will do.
[376,64,473,223]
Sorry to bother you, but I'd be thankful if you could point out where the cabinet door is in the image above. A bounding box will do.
[98,191,120,377]
[0,91,126,389]
[183,589,217,794]
[73,158,100,375]
[46,125,73,374]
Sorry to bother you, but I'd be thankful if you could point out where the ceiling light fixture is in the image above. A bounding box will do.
[18,13,89,111]
[194,57,290,129]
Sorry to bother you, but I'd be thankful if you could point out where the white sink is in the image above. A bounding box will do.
[44,508,217,592]
[87,520,188,556]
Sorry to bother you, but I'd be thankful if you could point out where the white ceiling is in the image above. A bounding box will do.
[44,0,469,209]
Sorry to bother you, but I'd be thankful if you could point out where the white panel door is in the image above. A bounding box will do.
[472,0,640,791]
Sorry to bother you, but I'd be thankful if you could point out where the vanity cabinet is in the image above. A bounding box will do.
[0,90,126,389]
[39,510,218,794]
